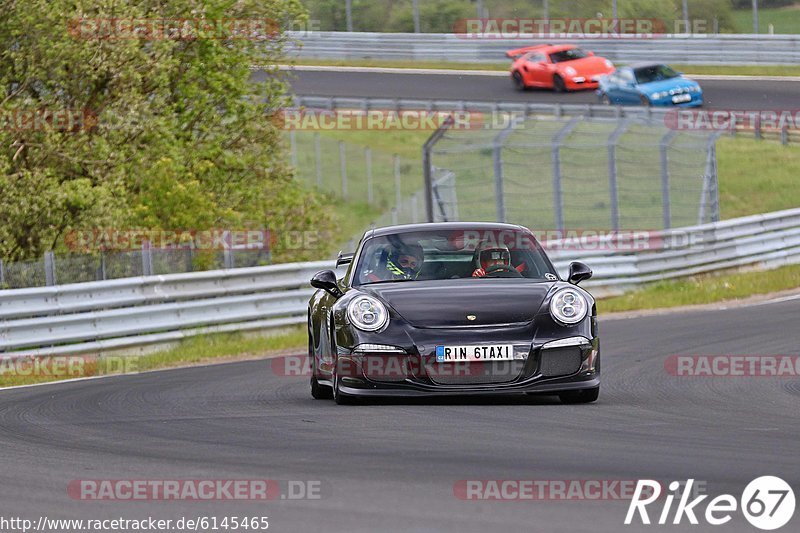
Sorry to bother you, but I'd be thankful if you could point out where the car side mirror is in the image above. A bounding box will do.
[588,51,595,56]
[311,270,343,298]
[568,262,592,285]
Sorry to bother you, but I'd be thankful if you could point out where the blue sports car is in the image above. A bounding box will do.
[596,63,703,107]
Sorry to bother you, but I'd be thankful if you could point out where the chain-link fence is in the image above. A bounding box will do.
[421,114,723,231]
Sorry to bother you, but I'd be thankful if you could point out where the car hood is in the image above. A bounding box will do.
[637,76,699,92]
[558,56,612,75]
[362,280,556,328]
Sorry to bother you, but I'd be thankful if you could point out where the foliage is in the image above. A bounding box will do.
[1,0,333,263]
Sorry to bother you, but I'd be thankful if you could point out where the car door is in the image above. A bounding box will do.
[616,68,640,104]
[520,52,549,87]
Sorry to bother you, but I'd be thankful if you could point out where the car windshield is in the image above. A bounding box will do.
[353,228,558,285]
[549,48,588,63]
[634,64,679,84]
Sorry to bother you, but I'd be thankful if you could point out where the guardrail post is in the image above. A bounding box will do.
[314,133,322,187]
[365,147,373,204]
[0,259,5,287]
[660,130,679,229]
[44,251,56,286]
[224,249,234,269]
[339,141,348,199]
[142,241,153,277]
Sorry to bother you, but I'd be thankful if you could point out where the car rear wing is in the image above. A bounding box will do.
[505,44,551,60]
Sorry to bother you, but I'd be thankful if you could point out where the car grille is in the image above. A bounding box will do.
[426,360,526,385]
[539,347,583,377]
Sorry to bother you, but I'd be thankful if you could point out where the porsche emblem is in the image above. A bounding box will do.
[466,314,477,321]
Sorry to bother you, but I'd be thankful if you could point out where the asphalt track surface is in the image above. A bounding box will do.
[277,68,800,110]
[1,295,799,532]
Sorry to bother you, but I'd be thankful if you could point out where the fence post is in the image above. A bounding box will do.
[660,130,678,230]
[0,259,5,287]
[391,207,398,225]
[100,253,107,281]
[223,249,234,269]
[607,120,629,231]
[781,124,789,145]
[142,241,154,276]
[491,118,521,223]
[422,116,454,223]
[365,147,374,205]
[754,114,762,140]
[314,133,322,187]
[289,130,297,168]
[339,141,348,199]
[551,117,581,232]
[393,154,401,211]
[411,193,419,223]
[44,251,56,286]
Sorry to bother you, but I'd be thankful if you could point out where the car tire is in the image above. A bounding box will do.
[309,334,333,400]
[512,71,526,91]
[332,359,355,405]
[640,95,651,107]
[600,94,611,106]
[559,386,600,404]
[553,75,567,93]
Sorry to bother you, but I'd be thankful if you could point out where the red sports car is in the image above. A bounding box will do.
[507,44,615,92]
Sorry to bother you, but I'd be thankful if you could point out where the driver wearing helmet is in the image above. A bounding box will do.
[471,242,524,277]
[366,243,425,282]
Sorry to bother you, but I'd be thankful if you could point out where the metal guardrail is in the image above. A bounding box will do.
[289,32,800,65]
[2,208,799,358]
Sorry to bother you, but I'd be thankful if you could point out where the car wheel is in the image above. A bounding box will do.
[553,75,567,93]
[600,94,611,106]
[640,95,651,107]
[309,333,332,400]
[559,386,600,404]
[512,71,526,91]
[332,358,354,405]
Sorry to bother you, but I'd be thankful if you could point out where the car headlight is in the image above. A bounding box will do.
[564,66,577,76]
[549,288,588,325]
[347,295,389,331]
[604,59,614,68]
[651,91,669,99]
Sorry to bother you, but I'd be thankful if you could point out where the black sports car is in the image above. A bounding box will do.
[307,222,599,404]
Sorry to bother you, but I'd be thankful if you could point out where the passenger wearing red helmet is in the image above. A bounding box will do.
[472,242,524,277]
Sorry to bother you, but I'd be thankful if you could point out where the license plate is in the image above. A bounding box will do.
[672,94,692,103]
[435,345,514,363]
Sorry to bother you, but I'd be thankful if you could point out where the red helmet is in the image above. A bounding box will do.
[474,242,511,271]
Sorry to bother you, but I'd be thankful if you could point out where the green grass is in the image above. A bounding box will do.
[286,58,800,77]
[732,5,800,34]
[717,136,800,219]
[598,264,800,313]
[0,328,306,388]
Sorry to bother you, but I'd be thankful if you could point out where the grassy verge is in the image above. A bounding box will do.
[732,5,800,34]
[598,264,800,313]
[287,57,800,77]
[0,328,306,389]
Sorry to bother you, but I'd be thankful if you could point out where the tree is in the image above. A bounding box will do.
[1,0,331,263]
